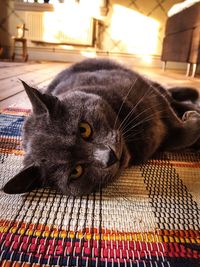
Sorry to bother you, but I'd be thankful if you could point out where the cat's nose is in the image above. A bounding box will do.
[106,147,118,167]
[93,146,118,168]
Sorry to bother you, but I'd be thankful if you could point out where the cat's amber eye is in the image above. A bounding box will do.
[79,122,92,139]
[70,165,83,179]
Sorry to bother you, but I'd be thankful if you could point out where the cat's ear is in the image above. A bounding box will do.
[3,166,42,194]
[21,80,58,115]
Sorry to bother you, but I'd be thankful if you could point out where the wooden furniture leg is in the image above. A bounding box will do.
[191,63,197,78]
[23,39,28,62]
[11,38,28,62]
[162,61,167,71]
[186,63,191,77]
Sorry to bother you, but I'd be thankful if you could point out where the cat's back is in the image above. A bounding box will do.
[46,58,138,96]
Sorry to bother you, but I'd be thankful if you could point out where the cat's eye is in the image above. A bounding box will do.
[79,122,92,139]
[70,165,83,179]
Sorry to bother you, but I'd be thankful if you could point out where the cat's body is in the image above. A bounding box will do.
[3,59,200,196]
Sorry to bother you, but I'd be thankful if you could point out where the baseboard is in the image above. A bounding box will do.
[1,45,188,71]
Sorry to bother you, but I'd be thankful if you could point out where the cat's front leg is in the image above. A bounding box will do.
[164,110,200,150]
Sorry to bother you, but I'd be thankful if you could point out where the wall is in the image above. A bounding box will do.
[0,0,182,64]
[102,0,182,56]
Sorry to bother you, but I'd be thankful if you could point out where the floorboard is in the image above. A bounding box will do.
[0,62,68,101]
[0,60,200,110]
[0,62,47,80]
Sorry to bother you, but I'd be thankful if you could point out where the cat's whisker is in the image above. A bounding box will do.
[122,111,166,139]
[123,112,170,142]
[124,136,151,143]
[123,129,153,142]
[117,85,154,133]
[123,113,171,142]
[123,128,148,141]
[122,110,170,142]
[98,177,102,194]
[121,102,167,136]
[113,78,138,130]
[118,93,163,135]
[120,97,161,134]
[98,174,110,194]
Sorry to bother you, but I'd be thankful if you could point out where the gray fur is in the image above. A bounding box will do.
[3,59,200,196]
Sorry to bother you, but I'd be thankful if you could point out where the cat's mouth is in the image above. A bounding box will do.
[106,145,119,167]
[119,143,131,169]
[108,145,128,169]
[107,134,130,169]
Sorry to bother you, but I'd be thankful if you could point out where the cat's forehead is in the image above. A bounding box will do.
[57,95,104,126]
[62,91,103,110]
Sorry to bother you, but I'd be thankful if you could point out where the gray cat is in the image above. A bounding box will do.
[3,59,200,196]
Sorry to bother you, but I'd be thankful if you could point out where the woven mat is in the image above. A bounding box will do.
[0,108,199,267]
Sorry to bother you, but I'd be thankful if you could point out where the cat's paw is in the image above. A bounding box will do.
[182,110,200,122]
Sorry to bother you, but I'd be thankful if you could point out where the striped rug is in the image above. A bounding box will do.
[0,108,199,267]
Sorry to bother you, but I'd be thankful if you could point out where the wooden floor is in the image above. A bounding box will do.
[0,61,69,109]
[1,60,200,109]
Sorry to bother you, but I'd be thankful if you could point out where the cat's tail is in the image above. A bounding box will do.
[168,87,199,102]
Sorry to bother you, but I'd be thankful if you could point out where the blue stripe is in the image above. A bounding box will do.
[0,114,25,137]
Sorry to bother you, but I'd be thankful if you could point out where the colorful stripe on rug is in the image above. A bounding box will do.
[0,108,199,267]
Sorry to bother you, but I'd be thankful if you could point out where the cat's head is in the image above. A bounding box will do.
[3,81,130,196]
